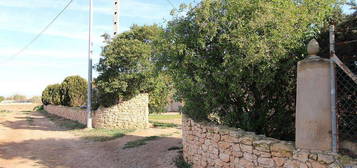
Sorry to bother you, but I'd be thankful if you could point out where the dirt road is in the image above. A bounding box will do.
[0,111,182,168]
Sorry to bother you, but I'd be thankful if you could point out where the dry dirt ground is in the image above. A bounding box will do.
[0,104,39,112]
[0,108,182,168]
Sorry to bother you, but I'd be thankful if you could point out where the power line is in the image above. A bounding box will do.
[165,0,176,9]
[1,0,74,64]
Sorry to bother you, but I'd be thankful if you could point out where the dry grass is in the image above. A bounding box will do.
[0,104,40,112]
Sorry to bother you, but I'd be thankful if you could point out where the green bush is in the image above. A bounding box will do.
[42,84,62,105]
[160,0,338,140]
[61,75,87,107]
[149,73,173,113]
[96,25,173,109]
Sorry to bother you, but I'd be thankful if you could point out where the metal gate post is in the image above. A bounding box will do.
[329,25,338,153]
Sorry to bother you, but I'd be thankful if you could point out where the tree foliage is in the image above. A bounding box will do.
[149,73,174,113]
[42,84,62,105]
[96,25,173,112]
[0,96,4,102]
[42,76,87,107]
[159,0,339,140]
[61,75,88,107]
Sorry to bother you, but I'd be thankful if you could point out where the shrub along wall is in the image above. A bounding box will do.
[41,75,87,107]
[182,116,357,168]
[44,94,149,129]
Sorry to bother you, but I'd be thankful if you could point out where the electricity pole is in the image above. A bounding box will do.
[87,0,93,129]
[113,0,120,36]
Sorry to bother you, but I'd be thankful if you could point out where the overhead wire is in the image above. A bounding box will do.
[165,0,176,9]
[1,0,74,64]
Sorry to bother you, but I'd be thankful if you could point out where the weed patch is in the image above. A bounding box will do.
[33,105,44,111]
[174,151,192,168]
[0,110,10,113]
[150,121,178,128]
[168,146,182,151]
[73,129,133,142]
[123,136,159,149]
[26,117,34,125]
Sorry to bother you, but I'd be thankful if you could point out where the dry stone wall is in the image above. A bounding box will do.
[44,94,149,129]
[44,105,87,124]
[93,93,149,129]
[182,116,357,168]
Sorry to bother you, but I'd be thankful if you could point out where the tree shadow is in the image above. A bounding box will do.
[0,112,65,131]
[0,135,182,168]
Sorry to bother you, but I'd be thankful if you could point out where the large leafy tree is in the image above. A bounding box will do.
[96,25,172,111]
[160,0,339,140]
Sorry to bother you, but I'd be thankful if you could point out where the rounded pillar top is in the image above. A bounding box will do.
[307,39,320,58]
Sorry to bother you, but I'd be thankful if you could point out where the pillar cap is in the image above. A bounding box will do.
[307,39,320,58]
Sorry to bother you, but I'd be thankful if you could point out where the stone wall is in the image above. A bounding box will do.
[44,94,149,129]
[93,93,149,129]
[182,116,357,168]
[44,105,87,124]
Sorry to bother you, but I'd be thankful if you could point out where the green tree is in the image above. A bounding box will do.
[0,96,4,102]
[160,0,339,140]
[42,84,62,105]
[96,25,172,110]
[149,73,174,113]
[61,76,88,107]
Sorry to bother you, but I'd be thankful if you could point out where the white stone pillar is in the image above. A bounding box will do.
[296,39,332,151]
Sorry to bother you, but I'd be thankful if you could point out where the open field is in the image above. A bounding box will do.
[149,113,182,125]
[0,103,40,112]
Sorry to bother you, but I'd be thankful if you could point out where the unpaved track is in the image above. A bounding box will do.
[0,111,181,168]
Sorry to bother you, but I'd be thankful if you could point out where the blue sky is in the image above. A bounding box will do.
[0,0,194,97]
[0,0,353,98]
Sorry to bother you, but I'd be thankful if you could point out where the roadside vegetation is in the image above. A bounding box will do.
[123,133,174,149]
[73,128,133,142]
[123,136,159,149]
[150,121,178,128]
[26,116,34,125]
[174,151,192,168]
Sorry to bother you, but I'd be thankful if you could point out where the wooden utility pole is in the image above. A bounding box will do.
[113,0,120,36]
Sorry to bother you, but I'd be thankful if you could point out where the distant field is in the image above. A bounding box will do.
[149,113,182,125]
[0,104,40,112]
